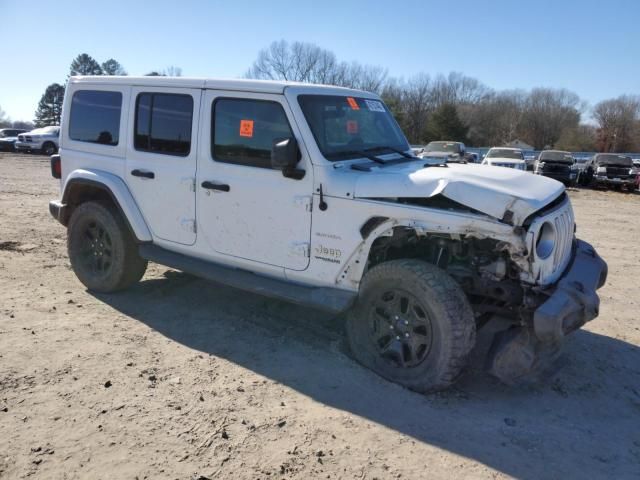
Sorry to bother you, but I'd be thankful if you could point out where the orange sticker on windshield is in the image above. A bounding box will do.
[347,97,360,110]
[347,120,359,134]
[239,119,254,137]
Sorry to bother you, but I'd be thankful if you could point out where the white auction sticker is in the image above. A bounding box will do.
[365,100,386,112]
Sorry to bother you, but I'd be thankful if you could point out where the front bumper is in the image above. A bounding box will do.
[593,176,635,187]
[533,239,607,343]
[536,171,577,183]
[15,141,42,151]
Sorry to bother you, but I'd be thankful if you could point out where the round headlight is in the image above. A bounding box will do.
[536,221,556,259]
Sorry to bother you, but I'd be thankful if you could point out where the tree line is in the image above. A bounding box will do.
[4,44,638,153]
[246,41,640,152]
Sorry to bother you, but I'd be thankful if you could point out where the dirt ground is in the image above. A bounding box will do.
[0,152,639,480]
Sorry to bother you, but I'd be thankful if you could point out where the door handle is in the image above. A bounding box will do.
[201,181,230,192]
[131,169,155,179]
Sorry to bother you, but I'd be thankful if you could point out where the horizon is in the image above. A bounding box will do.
[1,0,639,122]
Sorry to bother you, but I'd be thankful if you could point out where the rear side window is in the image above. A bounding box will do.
[212,98,293,168]
[69,90,122,145]
[134,93,193,156]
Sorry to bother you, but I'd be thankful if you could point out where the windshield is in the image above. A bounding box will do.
[424,141,459,153]
[539,151,573,163]
[486,148,523,160]
[297,95,409,161]
[595,154,633,167]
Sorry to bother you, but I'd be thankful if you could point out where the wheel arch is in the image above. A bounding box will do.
[338,214,525,290]
[60,169,152,243]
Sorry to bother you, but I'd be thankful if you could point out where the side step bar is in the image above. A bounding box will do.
[139,244,356,314]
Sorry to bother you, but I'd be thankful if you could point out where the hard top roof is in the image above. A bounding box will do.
[68,76,369,96]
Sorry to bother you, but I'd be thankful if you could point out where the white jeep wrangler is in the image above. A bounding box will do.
[49,76,607,392]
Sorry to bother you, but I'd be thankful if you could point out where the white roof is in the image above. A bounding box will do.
[68,76,368,96]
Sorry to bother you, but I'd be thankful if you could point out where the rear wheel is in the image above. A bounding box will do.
[346,259,476,392]
[67,201,147,292]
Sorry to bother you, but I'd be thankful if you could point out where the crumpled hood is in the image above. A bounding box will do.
[353,162,564,225]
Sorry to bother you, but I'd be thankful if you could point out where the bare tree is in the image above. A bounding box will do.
[164,66,182,77]
[518,88,582,149]
[245,40,386,91]
[593,95,640,152]
[0,105,9,128]
[555,124,597,152]
[144,66,183,77]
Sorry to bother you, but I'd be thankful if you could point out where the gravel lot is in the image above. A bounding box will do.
[1,152,639,479]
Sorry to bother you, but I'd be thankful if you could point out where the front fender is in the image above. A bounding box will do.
[60,169,152,242]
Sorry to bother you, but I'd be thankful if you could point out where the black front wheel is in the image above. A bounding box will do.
[41,142,57,156]
[68,202,147,292]
[347,259,476,392]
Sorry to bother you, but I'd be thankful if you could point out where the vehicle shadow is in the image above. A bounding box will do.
[92,271,640,479]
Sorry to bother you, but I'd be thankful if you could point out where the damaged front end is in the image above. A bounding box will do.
[356,190,607,384]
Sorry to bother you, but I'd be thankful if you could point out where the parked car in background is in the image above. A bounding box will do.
[417,141,470,163]
[466,152,479,163]
[410,144,425,156]
[481,147,526,170]
[579,154,636,192]
[574,157,590,173]
[633,159,640,190]
[524,154,537,171]
[0,128,28,151]
[15,126,60,155]
[534,150,578,186]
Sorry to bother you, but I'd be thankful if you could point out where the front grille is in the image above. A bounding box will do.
[527,197,575,286]
[551,206,574,276]
[25,136,32,142]
[605,166,630,178]
[18,135,24,141]
[493,162,517,168]
[542,164,570,173]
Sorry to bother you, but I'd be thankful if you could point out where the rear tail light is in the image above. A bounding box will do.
[51,154,61,179]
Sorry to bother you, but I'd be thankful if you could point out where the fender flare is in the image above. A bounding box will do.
[61,169,152,242]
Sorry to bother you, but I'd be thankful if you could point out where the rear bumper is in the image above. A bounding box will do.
[533,239,607,343]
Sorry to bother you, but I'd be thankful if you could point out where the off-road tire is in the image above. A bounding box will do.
[41,142,56,156]
[68,201,147,292]
[346,259,476,392]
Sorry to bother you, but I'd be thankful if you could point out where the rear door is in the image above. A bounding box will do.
[196,91,313,270]
[126,87,201,245]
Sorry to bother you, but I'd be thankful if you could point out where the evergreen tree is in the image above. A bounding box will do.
[101,59,127,75]
[69,53,103,76]
[34,83,65,127]
[424,103,468,143]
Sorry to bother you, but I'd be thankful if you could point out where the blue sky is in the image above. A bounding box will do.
[1,0,638,122]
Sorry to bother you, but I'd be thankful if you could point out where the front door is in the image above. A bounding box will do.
[126,87,201,245]
[196,91,313,270]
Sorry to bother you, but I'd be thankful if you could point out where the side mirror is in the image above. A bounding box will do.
[271,137,304,180]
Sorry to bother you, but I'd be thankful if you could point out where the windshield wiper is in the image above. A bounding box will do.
[363,145,418,160]
[328,149,387,164]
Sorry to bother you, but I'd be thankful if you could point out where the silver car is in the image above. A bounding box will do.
[15,126,60,155]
